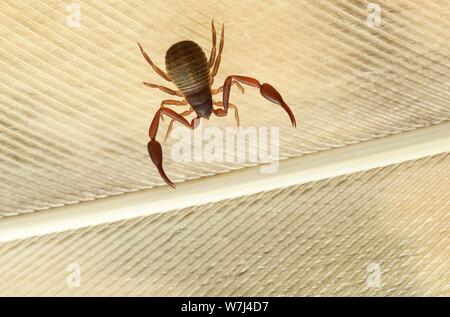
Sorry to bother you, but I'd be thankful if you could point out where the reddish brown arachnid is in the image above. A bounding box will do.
[138,20,297,188]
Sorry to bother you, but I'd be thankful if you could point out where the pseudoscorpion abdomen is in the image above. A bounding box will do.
[165,40,210,96]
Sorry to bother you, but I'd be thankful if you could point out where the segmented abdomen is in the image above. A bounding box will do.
[165,40,210,96]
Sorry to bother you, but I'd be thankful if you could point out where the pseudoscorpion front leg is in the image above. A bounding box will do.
[158,99,188,122]
[221,75,297,127]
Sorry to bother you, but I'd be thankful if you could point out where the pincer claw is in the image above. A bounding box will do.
[148,140,175,188]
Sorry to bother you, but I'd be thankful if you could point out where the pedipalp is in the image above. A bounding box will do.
[147,101,195,188]
[222,75,296,127]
